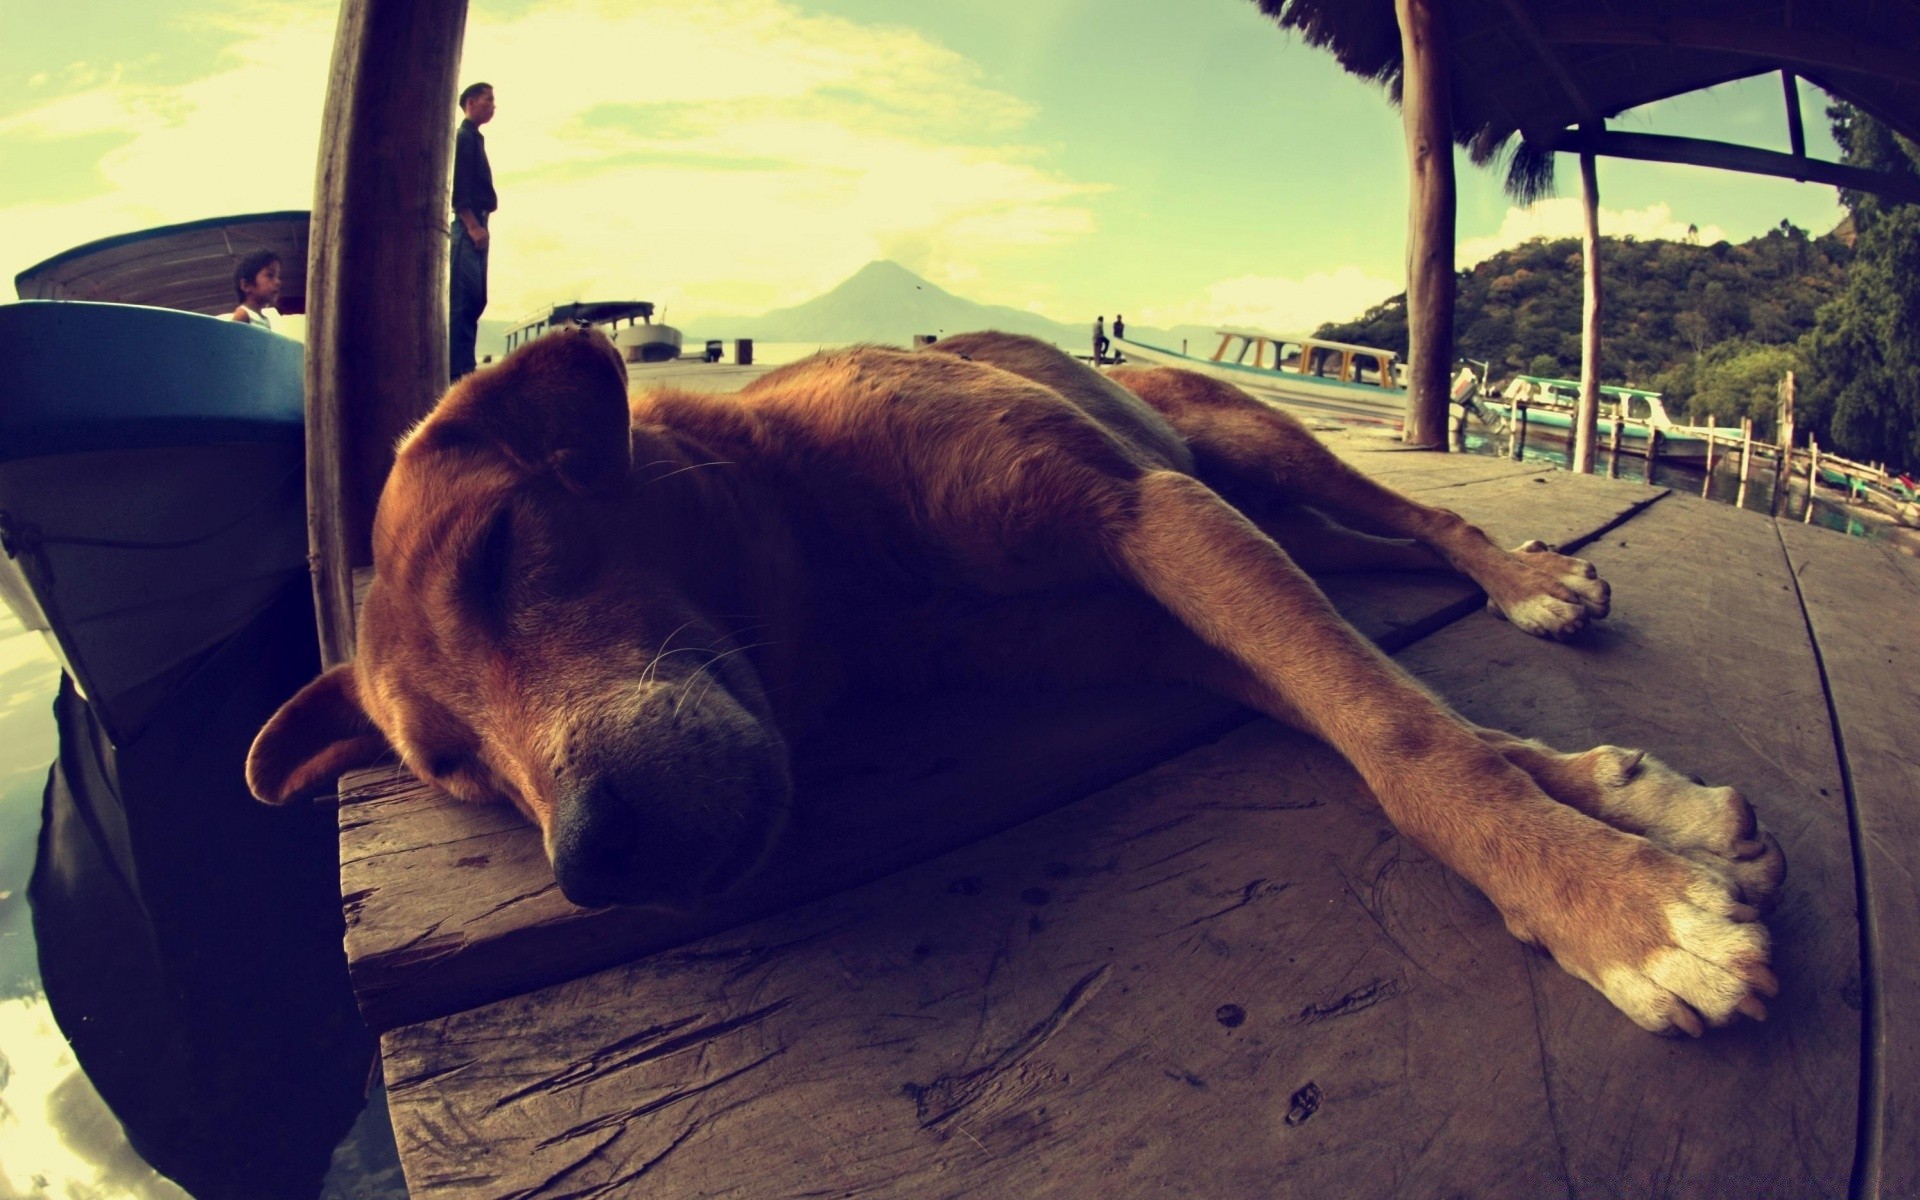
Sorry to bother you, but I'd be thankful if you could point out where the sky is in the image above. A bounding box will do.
[0,0,1850,339]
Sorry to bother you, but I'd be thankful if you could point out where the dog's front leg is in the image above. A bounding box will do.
[1107,470,1776,1035]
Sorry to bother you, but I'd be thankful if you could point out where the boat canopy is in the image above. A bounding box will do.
[1514,375,1662,401]
[1205,327,1401,389]
[506,300,659,351]
[1215,327,1399,360]
[13,211,310,316]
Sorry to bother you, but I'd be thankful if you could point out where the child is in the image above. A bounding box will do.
[229,251,283,330]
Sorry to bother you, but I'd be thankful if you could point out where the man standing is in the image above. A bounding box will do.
[1092,314,1108,364]
[450,81,498,381]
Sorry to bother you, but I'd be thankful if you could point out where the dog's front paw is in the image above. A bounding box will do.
[1500,824,1777,1036]
[1485,539,1610,640]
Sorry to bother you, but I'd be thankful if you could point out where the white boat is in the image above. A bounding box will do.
[1112,327,1406,425]
[506,300,682,364]
[1476,376,1716,462]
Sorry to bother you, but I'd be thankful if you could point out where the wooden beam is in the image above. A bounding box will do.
[1539,13,1920,90]
[1395,0,1456,451]
[1573,128,1602,476]
[1543,129,1920,207]
[1783,70,1807,163]
[307,0,469,667]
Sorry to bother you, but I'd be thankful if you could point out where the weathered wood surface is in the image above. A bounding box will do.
[1778,521,1920,1199]
[378,485,1877,1198]
[337,453,1665,1033]
[1396,493,1861,1196]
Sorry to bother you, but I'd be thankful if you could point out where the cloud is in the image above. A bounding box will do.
[1458,200,1728,265]
[0,0,1103,327]
[1137,266,1401,335]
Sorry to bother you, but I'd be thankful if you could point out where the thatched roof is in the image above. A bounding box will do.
[1258,0,1920,199]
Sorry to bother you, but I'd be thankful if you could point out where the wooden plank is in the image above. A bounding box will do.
[1777,521,1920,1199]
[379,488,1861,1198]
[339,469,1667,1033]
[1394,494,1861,1195]
[382,719,1572,1199]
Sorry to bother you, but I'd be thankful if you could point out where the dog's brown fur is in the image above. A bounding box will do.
[249,328,1785,1036]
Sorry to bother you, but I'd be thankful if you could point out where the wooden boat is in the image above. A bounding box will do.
[1111,327,1405,425]
[3,213,374,1195]
[3,215,312,743]
[1474,376,1715,462]
[505,300,682,363]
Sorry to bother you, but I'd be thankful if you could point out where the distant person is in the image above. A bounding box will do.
[450,81,498,380]
[228,251,282,330]
[1112,313,1125,341]
[1092,315,1108,364]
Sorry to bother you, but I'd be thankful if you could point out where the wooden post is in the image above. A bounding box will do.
[1646,427,1661,483]
[1394,0,1456,450]
[1702,413,1718,499]
[1806,437,1821,523]
[1511,399,1529,460]
[307,0,471,667]
[1573,127,1603,474]
[1737,417,1754,510]
[1607,408,1622,479]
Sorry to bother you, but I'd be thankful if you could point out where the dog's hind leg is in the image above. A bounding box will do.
[1109,469,1775,1036]
[1111,366,1609,640]
[1253,503,1448,575]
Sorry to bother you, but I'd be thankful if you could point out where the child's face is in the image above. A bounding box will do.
[246,262,282,307]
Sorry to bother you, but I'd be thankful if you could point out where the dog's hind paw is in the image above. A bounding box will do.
[1484,540,1611,640]
[1498,819,1779,1037]
[1587,869,1779,1036]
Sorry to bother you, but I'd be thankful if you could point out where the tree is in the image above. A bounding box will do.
[1797,104,1920,470]
[1687,341,1804,437]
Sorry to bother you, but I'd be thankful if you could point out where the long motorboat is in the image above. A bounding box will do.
[1474,376,1715,462]
[1111,327,1406,426]
[506,299,682,364]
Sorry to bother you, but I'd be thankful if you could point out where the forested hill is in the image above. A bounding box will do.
[1315,222,1851,412]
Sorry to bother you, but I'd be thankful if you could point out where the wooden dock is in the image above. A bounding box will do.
[335,430,1919,1198]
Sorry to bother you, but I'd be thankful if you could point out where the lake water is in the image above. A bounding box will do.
[0,605,403,1198]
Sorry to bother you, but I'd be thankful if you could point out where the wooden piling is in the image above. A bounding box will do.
[1807,437,1822,524]
[1737,417,1754,510]
[1646,427,1661,483]
[1510,400,1529,461]
[307,0,472,667]
[1573,129,1603,475]
[1701,414,1717,499]
[1607,410,1622,479]
[1393,0,1456,450]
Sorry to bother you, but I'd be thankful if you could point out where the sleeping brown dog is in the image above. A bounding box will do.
[248,327,1784,1036]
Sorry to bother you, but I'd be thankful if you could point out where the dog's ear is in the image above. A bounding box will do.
[438,325,632,496]
[247,664,392,804]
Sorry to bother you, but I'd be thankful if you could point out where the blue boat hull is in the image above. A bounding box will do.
[0,301,307,743]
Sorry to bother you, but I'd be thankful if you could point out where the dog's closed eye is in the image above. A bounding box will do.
[460,506,518,621]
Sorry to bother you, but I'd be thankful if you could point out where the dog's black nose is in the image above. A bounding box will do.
[549,784,696,910]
